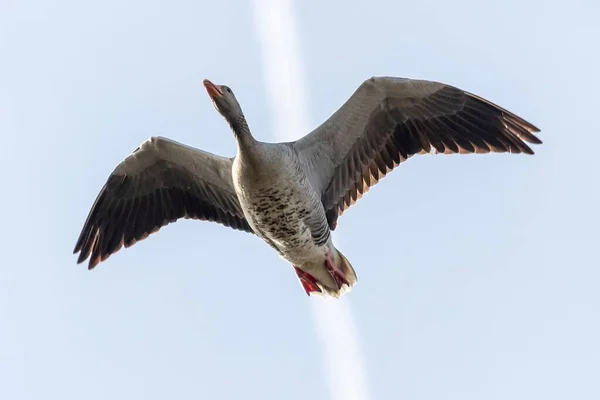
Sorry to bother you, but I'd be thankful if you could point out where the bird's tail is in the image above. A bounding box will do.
[335,249,357,290]
[294,247,357,298]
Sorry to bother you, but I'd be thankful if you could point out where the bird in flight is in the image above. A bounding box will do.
[74,76,541,298]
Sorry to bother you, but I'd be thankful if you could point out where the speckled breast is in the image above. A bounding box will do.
[241,185,315,254]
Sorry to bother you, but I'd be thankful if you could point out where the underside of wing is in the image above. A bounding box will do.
[294,77,542,230]
[73,137,253,269]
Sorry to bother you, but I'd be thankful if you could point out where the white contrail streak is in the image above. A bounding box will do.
[251,1,370,399]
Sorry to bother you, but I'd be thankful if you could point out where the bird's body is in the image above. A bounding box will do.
[233,146,321,260]
[232,141,353,295]
[74,76,541,298]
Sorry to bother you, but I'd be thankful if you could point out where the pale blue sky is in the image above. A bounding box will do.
[1,0,599,399]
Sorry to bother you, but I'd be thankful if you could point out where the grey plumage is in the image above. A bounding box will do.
[294,77,541,230]
[74,76,541,297]
[73,137,252,269]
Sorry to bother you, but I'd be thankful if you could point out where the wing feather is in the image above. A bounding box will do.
[74,136,253,269]
[294,76,541,230]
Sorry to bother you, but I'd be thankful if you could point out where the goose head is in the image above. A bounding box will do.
[203,79,244,122]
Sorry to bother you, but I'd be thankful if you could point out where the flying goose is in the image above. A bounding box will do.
[73,76,541,298]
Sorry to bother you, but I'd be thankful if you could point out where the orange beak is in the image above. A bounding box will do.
[203,79,223,98]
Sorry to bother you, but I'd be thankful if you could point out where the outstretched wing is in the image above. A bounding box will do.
[294,76,541,229]
[74,136,253,269]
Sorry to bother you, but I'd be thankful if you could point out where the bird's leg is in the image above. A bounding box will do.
[324,249,349,289]
[294,267,322,296]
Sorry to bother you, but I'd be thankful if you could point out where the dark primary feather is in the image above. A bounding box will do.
[293,76,541,230]
[73,136,253,269]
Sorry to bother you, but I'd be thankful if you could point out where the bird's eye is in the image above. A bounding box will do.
[225,87,231,93]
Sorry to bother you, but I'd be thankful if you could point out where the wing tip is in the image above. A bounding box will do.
[528,135,543,145]
[88,258,100,270]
